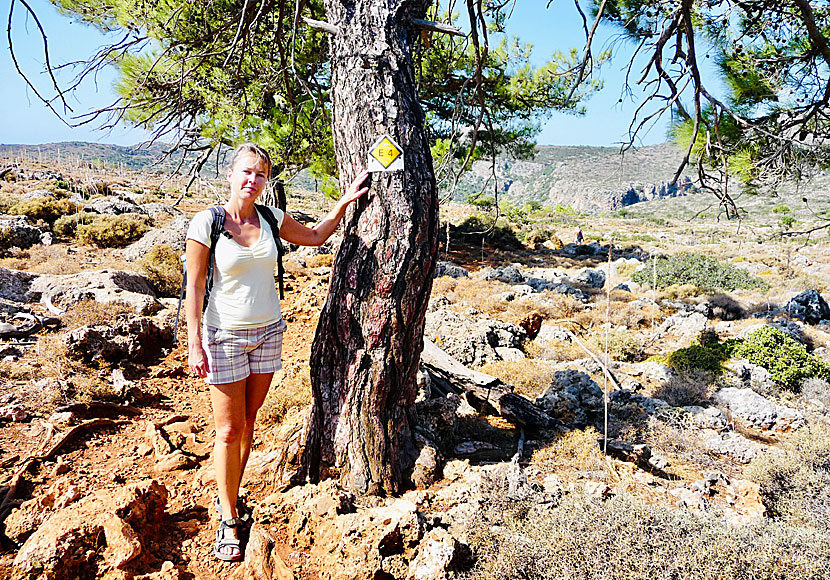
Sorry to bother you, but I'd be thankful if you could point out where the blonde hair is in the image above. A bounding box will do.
[230,142,272,176]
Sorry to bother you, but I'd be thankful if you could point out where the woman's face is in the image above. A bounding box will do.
[228,152,269,201]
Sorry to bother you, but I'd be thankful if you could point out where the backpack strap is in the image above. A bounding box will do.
[204,206,226,310]
[173,207,225,342]
[255,204,286,300]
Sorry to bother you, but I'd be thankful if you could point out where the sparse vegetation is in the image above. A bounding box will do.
[464,492,830,580]
[53,211,95,239]
[747,425,830,528]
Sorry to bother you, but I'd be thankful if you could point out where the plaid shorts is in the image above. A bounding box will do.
[203,319,288,385]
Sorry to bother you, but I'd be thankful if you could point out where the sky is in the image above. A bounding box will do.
[0,0,723,148]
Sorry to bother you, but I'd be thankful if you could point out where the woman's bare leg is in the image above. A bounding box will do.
[239,372,274,479]
[209,379,246,557]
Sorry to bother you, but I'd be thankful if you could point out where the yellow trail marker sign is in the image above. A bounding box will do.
[368,134,404,172]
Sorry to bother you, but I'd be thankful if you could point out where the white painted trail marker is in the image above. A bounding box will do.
[367,134,404,172]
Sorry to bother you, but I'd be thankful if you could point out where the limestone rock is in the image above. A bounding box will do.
[28,269,159,314]
[725,359,776,395]
[424,308,526,367]
[85,196,143,216]
[572,267,606,288]
[65,314,172,364]
[714,387,806,432]
[0,267,36,302]
[407,528,471,580]
[703,432,760,463]
[534,369,603,425]
[434,261,469,279]
[13,479,168,580]
[785,289,830,324]
[123,215,189,261]
[0,215,44,250]
[684,405,729,431]
[658,311,708,340]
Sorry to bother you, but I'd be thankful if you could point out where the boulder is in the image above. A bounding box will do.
[0,267,36,302]
[28,269,159,314]
[785,289,830,324]
[123,215,190,261]
[657,311,708,340]
[139,202,183,220]
[65,314,173,364]
[434,261,469,279]
[714,387,806,432]
[572,267,606,288]
[703,432,760,463]
[684,405,729,431]
[476,265,525,284]
[13,479,168,580]
[85,196,143,216]
[424,308,526,367]
[407,528,471,580]
[0,215,44,250]
[534,369,604,426]
[725,359,776,395]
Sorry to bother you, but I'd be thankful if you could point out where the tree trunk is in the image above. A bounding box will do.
[304,0,438,494]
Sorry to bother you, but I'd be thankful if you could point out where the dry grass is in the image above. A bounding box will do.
[530,427,606,473]
[259,363,313,426]
[480,359,557,398]
[525,338,586,362]
[305,253,333,269]
[61,300,136,330]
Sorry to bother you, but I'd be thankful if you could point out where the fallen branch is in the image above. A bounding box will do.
[421,339,563,430]
[53,402,142,419]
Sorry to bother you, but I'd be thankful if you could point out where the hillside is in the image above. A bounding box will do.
[447,142,696,212]
[2,141,697,213]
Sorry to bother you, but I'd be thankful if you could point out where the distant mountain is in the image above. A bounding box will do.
[446,143,696,212]
[1,141,694,212]
[0,141,230,177]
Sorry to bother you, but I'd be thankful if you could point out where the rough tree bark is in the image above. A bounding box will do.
[302,0,439,494]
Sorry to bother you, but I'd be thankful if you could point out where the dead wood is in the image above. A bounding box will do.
[421,339,563,430]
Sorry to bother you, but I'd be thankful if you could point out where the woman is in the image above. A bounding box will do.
[185,143,368,561]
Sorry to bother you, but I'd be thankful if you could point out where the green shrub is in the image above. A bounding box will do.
[8,197,80,227]
[137,244,182,297]
[77,215,149,248]
[664,330,731,374]
[464,492,830,580]
[772,204,791,214]
[780,215,797,229]
[747,426,830,528]
[53,212,95,239]
[632,253,768,292]
[729,325,830,390]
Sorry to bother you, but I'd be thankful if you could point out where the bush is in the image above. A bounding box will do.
[747,425,830,528]
[8,197,80,227]
[463,491,830,580]
[632,253,768,292]
[729,325,830,390]
[480,359,557,399]
[77,215,149,247]
[53,212,95,239]
[306,253,333,269]
[772,204,791,214]
[137,244,182,297]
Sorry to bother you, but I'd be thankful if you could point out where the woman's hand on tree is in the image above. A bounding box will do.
[342,170,370,204]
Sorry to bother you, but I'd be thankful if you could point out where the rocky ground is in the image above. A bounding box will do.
[1,157,830,580]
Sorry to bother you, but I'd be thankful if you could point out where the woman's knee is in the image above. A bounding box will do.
[215,420,245,444]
